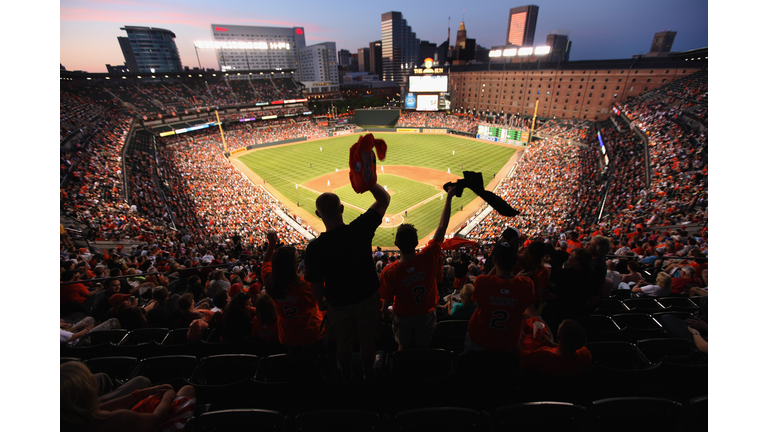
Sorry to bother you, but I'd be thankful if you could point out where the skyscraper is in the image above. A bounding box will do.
[381,11,421,86]
[648,31,677,57]
[506,5,539,47]
[546,32,571,62]
[209,24,305,72]
[358,47,370,72]
[118,26,183,73]
[369,41,383,78]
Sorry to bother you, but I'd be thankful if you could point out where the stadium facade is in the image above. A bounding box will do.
[118,26,183,73]
[449,55,706,121]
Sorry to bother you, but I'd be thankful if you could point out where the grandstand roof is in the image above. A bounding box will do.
[449,49,707,73]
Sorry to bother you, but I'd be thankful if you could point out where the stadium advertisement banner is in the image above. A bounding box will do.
[261,115,278,120]
[230,147,248,155]
[255,102,269,106]
[333,130,352,136]
[317,121,329,127]
[303,111,313,115]
[238,118,257,122]
[423,129,447,133]
[405,93,416,109]
[397,128,419,132]
[159,131,175,137]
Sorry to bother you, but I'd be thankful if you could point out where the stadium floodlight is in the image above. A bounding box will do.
[534,46,551,55]
[489,49,502,57]
[503,48,517,57]
[518,47,533,56]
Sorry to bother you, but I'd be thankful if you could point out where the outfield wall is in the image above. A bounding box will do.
[354,109,401,126]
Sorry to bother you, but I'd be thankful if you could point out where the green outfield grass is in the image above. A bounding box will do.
[237,134,516,247]
[335,174,438,214]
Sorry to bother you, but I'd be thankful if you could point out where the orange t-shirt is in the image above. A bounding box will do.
[251,316,280,343]
[566,239,582,254]
[379,240,442,316]
[61,283,89,303]
[467,275,535,352]
[519,343,593,376]
[261,262,325,346]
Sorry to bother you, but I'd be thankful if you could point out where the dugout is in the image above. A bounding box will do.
[354,108,401,127]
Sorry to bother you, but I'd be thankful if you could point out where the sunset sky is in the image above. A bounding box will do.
[60,0,708,73]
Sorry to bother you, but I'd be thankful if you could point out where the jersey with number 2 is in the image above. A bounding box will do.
[467,274,535,352]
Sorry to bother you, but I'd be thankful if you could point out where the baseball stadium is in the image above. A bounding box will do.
[59,16,709,431]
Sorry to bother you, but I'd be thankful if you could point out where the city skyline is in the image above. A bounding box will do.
[60,0,707,73]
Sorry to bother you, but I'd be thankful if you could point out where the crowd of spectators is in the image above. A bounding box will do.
[156,129,317,246]
[62,77,303,119]
[397,111,480,133]
[534,118,592,142]
[464,137,604,243]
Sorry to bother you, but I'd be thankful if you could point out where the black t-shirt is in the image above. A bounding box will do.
[304,209,382,307]
[453,261,470,278]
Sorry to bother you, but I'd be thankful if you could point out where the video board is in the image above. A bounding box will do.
[408,75,448,93]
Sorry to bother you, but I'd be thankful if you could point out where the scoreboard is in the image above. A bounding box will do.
[477,125,529,145]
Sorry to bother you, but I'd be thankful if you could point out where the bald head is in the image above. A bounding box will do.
[315,193,343,221]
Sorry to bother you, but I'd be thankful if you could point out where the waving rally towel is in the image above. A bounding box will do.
[443,171,520,217]
[349,133,387,193]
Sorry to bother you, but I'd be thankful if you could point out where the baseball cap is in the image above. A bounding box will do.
[493,238,519,268]
[109,293,131,306]
[229,283,244,297]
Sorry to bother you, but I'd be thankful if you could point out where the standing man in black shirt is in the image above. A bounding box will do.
[305,183,390,380]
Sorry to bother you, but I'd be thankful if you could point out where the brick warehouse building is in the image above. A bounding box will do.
[449,49,707,121]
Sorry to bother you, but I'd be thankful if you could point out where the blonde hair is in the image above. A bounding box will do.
[656,272,673,290]
[459,284,475,305]
[60,361,100,431]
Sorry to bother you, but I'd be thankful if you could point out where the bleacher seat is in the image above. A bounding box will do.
[391,407,486,432]
[431,320,469,352]
[657,297,700,314]
[183,409,284,432]
[291,409,383,432]
[123,355,197,388]
[578,315,625,342]
[590,397,684,432]
[184,354,260,408]
[83,356,139,383]
[594,298,630,315]
[622,298,667,314]
[494,401,589,431]
[610,313,665,341]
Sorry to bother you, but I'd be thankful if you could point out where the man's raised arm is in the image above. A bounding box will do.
[369,183,391,217]
[433,186,457,243]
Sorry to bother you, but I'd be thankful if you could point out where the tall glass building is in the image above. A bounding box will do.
[381,11,420,88]
[118,26,183,73]
[506,5,539,47]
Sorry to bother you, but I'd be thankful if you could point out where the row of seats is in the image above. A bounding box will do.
[180,397,707,432]
[63,342,706,411]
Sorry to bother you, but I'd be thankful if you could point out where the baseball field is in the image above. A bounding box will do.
[235,133,518,247]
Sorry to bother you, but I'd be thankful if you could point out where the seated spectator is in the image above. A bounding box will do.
[632,272,673,297]
[60,317,120,347]
[220,292,253,342]
[519,318,592,376]
[61,270,102,304]
[669,265,701,297]
[145,287,180,328]
[444,284,477,320]
[91,278,122,323]
[102,294,147,330]
[620,260,644,285]
[60,361,196,432]
[542,248,593,332]
[251,291,280,343]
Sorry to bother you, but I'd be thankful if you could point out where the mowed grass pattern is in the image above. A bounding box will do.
[335,174,438,214]
[237,134,516,247]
